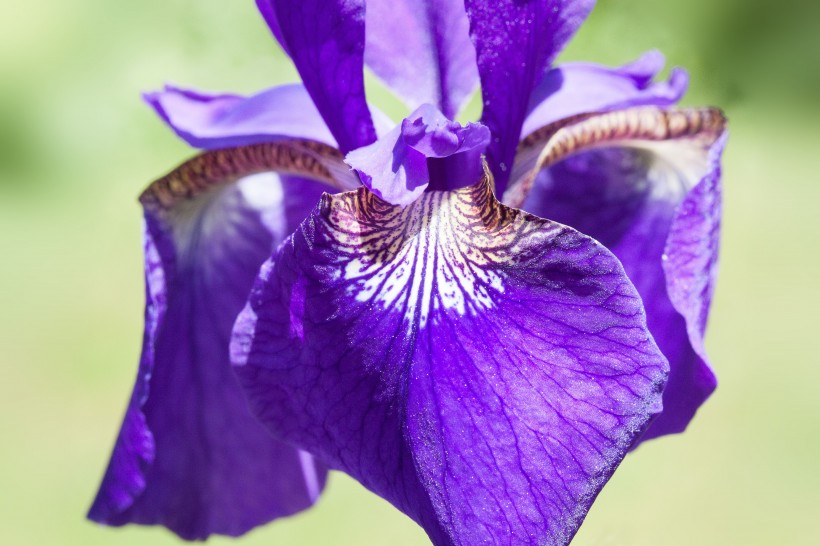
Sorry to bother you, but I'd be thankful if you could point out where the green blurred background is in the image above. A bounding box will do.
[1,0,818,544]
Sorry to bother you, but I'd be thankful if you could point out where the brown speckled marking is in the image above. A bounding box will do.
[504,107,727,208]
[140,140,351,213]
[321,162,522,254]
[313,162,568,328]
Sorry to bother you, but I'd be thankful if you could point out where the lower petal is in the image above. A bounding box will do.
[509,107,727,442]
[89,141,349,539]
[231,172,668,545]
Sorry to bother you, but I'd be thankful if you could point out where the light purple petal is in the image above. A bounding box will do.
[364,0,479,118]
[522,51,689,137]
[465,0,595,192]
[510,107,727,442]
[231,176,667,545]
[345,104,490,205]
[89,142,352,538]
[144,83,337,149]
[260,0,376,153]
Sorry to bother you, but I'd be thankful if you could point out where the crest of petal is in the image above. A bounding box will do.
[364,0,479,119]
[144,83,337,149]
[522,51,689,137]
[259,0,376,153]
[508,107,726,442]
[345,104,490,206]
[464,0,595,192]
[88,140,355,539]
[231,172,668,545]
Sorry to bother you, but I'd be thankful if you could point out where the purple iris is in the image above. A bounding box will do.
[89,1,726,544]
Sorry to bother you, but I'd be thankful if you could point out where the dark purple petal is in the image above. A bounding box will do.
[508,107,727,442]
[89,142,352,539]
[260,0,376,153]
[144,84,336,149]
[231,174,668,545]
[465,0,594,192]
[657,131,727,439]
[258,0,479,119]
[522,51,689,137]
[364,0,478,118]
[256,0,288,55]
[345,104,490,205]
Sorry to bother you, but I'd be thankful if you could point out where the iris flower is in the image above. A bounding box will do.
[89,0,726,544]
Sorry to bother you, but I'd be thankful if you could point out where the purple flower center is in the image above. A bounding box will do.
[346,104,490,205]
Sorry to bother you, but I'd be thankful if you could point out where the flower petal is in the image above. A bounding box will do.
[464,0,595,192]
[507,107,727,442]
[522,51,689,138]
[256,0,288,55]
[143,83,337,149]
[345,104,490,205]
[231,171,668,545]
[257,0,478,119]
[259,0,376,153]
[364,0,478,118]
[89,141,353,539]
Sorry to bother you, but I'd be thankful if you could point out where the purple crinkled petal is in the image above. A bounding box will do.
[364,0,479,119]
[521,51,689,137]
[231,175,668,545]
[655,131,727,440]
[87,142,356,539]
[345,104,489,206]
[88,222,163,526]
[464,0,595,192]
[144,83,337,149]
[259,0,376,153]
[517,108,727,442]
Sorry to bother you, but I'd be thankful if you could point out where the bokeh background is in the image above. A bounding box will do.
[2,0,818,544]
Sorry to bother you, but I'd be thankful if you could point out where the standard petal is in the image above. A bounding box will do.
[464,0,595,191]
[231,171,668,545]
[257,0,478,119]
[345,104,489,205]
[507,107,727,442]
[143,84,337,149]
[521,51,688,137]
[89,141,353,539]
[260,0,376,153]
[364,0,478,118]
[256,0,288,55]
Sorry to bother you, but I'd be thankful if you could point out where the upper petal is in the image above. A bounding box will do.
[231,170,667,545]
[144,83,337,149]
[88,140,354,539]
[256,0,288,55]
[465,0,595,192]
[507,107,727,442]
[259,0,376,153]
[364,0,479,119]
[257,0,479,119]
[522,51,689,137]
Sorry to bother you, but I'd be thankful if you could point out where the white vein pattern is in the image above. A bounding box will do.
[321,178,547,331]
